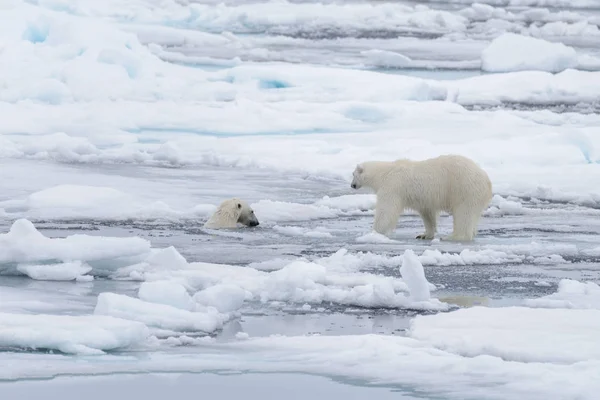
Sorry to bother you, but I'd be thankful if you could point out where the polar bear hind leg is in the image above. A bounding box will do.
[443,205,480,242]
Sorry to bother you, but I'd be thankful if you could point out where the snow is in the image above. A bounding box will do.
[408,306,600,363]
[2,0,600,397]
[0,312,149,355]
[481,33,578,73]
[94,292,230,334]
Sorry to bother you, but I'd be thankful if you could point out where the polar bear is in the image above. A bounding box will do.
[350,154,492,241]
[204,198,259,229]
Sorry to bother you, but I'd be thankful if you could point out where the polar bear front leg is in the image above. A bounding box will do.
[416,209,437,240]
[373,195,403,237]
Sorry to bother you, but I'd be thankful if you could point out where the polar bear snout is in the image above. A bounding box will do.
[238,209,260,227]
[244,215,260,227]
[351,164,364,190]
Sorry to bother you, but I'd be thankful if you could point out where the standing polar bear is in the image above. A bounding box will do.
[204,198,259,229]
[351,155,492,241]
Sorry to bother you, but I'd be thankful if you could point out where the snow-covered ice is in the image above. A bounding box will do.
[0,219,150,275]
[0,312,149,355]
[409,306,600,363]
[2,0,600,397]
[94,292,230,334]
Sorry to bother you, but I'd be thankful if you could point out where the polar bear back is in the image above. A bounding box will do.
[368,155,492,213]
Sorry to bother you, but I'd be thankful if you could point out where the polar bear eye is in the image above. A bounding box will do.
[237,203,242,209]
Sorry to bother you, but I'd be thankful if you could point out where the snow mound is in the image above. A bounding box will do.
[0,219,151,277]
[524,279,600,309]
[409,306,600,363]
[481,33,578,73]
[94,292,229,334]
[0,312,149,355]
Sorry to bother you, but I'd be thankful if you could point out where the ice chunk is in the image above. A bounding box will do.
[356,232,398,243]
[193,284,249,313]
[481,33,577,73]
[399,250,431,302]
[94,292,229,334]
[138,281,195,311]
[114,246,189,280]
[524,279,600,309]
[485,194,525,216]
[409,306,600,363]
[247,258,298,271]
[273,225,333,238]
[0,312,149,355]
[144,256,446,311]
[16,261,92,281]
[314,195,375,213]
[0,219,150,273]
[361,49,413,68]
[235,332,250,340]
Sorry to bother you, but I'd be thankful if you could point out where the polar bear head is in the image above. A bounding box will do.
[204,198,259,229]
[350,164,365,189]
[234,199,260,227]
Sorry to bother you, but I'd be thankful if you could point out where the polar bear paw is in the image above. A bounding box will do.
[416,233,435,240]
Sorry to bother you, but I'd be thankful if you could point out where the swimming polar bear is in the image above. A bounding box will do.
[204,198,259,229]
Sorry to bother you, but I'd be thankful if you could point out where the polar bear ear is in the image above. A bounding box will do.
[356,164,364,174]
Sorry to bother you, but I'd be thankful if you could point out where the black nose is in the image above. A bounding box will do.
[351,184,356,189]
[250,221,259,227]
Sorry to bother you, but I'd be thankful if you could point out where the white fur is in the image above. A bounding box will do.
[204,198,259,229]
[351,155,492,241]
